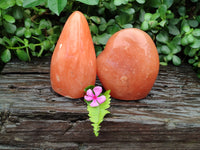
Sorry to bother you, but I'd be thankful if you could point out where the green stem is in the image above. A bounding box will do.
[38,47,44,57]
[26,47,31,61]
[6,43,41,50]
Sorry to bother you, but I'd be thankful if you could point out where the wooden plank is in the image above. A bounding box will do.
[0,57,200,149]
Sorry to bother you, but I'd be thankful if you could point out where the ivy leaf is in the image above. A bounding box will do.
[47,0,68,16]
[76,0,99,5]
[86,90,111,137]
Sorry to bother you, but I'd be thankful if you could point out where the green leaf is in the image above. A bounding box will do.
[120,8,135,15]
[160,45,170,55]
[90,16,101,24]
[76,0,99,5]
[163,0,174,8]
[181,36,188,46]
[148,0,161,8]
[23,0,46,8]
[114,0,128,6]
[168,42,181,54]
[187,34,195,44]
[151,12,160,20]
[189,19,199,28]
[158,4,167,19]
[90,23,98,35]
[160,62,168,66]
[13,6,24,20]
[169,18,180,25]
[3,14,15,23]
[103,1,116,11]
[16,0,23,6]
[178,6,186,16]
[115,13,133,26]
[1,49,11,63]
[168,24,180,35]
[192,29,200,37]
[165,54,173,61]
[149,20,158,28]
[121,24,133,29]
[144,13,152,21]
[95,33,111,45]
[0,38,5,46]
[14,36,25,44]
[107,19,115,26]
[139,9,145,22]
[16,49,29,61]
[33,28,42,36]
[25,18,32,28]
[172,55,181,66]
[3,37,12,46]
[190,39,200,49]
[136,0,145,4]
[159,20,167,27]
[0,0,15,9]
[182,25,190,33]
[141,21,149,31]
[86,90,111,137]
[99,23,107,32]
[95,46,102,56]
[47,0,67,16]
[107,24,120,34]
[29,43,36,51]
[3,22,16,34]
[188,58,196,64]
[39,19,51,29]
[42,40,51,50]
[172,35,181,45]
[24,29,32,38]
[156,31,169,44]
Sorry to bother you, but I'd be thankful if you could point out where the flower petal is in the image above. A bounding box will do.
[86,89,94,97]
[97,95,106,104]
[84,95,93,101]
[90,100,99,107]
[93,86,102,96]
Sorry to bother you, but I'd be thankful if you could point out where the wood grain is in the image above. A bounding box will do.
[0,57,200,149]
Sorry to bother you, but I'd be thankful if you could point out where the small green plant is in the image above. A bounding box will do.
[0,0,61,63]
[84,85,111,137]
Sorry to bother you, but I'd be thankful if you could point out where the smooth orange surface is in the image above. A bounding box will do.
[97,28,159,100]
[50,11,96,99]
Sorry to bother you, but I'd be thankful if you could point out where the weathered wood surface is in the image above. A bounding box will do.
[0,57,200,149]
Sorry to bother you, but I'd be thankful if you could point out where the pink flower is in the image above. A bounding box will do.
[84,86,106,107]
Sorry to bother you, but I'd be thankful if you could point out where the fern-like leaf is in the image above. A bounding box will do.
[86,90,111,137]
